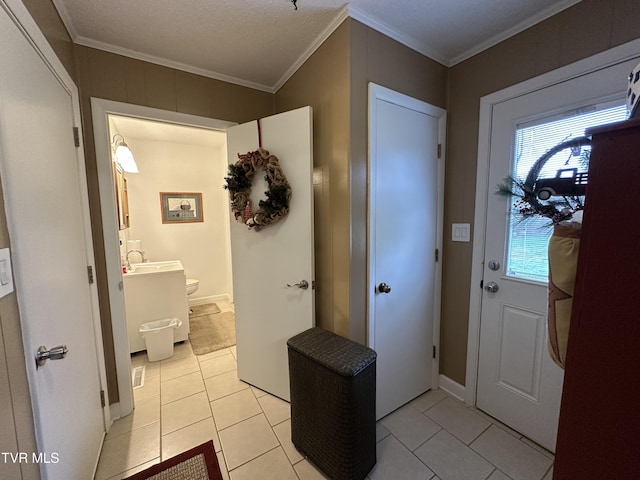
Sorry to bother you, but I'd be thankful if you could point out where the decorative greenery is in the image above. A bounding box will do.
[224,148,292,231]
[496,136,591,225]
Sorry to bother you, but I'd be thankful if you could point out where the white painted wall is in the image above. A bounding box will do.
[121,137,233,303]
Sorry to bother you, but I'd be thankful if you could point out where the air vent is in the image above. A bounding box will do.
[131,366,146,389]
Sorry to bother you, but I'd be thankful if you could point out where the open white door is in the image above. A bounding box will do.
[226,107,314,401]
[0,2,106,478]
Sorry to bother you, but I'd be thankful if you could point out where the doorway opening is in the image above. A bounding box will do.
[92,99,236,418]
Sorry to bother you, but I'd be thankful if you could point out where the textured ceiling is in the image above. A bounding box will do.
[52,0,582,93]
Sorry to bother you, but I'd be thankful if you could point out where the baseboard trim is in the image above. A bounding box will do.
[188,294,230,306]
[439,374,466,402]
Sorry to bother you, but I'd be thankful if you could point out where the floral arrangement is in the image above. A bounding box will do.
[496,136,591,225]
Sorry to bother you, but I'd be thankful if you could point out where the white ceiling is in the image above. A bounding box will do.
[53,0,582,93]
[110,115,226,149]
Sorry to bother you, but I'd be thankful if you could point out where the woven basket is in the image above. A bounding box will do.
[287,328,377,480]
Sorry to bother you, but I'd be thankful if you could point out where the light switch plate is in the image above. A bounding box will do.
[0,248,14,298]
[452,223,471,242]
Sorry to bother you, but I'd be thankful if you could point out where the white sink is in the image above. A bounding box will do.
[126,260,183,275]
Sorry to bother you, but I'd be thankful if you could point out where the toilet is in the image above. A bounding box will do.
[186,278,199,296]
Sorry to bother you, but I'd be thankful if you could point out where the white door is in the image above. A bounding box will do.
[226,107,314,401]
[368,84,445,419]
[476,59,634,451]
[0,3,106,479]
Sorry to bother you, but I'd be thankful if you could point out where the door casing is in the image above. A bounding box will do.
[91,98,235,419]
[467,38,640,406]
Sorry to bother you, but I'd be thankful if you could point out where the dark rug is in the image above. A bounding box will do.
[189,311,236,355]
[123,440,222,480]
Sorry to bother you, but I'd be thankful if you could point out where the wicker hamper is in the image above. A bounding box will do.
[287,327,377,480]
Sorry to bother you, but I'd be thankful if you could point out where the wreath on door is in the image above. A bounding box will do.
[224,148,292,231]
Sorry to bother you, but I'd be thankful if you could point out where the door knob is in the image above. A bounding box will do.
[378,283,392,294]
[35,345,68,369]
[484,281,499,293]
[286,280,309,290]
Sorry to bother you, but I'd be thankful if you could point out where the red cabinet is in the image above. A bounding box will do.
[554,118,640,478]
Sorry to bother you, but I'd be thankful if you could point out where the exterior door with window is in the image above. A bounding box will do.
[477,60,633,452]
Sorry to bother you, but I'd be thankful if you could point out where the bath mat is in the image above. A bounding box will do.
[123,440,222,480]
[189,312,236,355]
[190,303,221,316]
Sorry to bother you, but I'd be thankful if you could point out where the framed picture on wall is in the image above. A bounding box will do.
[160,192,204,223]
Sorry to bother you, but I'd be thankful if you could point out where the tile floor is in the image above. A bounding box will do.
[95,302,554,480]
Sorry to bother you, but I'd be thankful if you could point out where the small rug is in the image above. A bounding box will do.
[123,440,222,480]
[189,311,236,355]
[190,303,221,316]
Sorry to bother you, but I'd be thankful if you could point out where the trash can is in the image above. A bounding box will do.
[287,327,377,480]
[139,318,182,362]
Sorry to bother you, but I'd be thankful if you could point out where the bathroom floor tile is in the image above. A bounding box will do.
[204,369,250,401]
[272,419,303,464]
[211,388,261,430]
[160,355,200,382]
[414,430,494,480]
[200,353,237,379]
[257,394,290,426]
[162,417,220,460]
[106,394,160,439]
[425,397,491,444]
[197,347,233,363]
[369,435,435,480]
[133,373,160,403]
[161,370,205,405]
[95,422,160,480]
[171,341,195,360]
[410,389,448,412]
[161,391,212,435]
[470,426,553,480]
[376,422,391,442]
[218,414,279,470]
[229,447,298,480]
[380,403,441,451]
[293,460,330,480]
[104,458,160,480]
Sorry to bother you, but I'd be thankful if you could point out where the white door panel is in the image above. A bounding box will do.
[477,58,637,451]
[226,107,314,401]
[0,3,105,478]
[369,85,444,419]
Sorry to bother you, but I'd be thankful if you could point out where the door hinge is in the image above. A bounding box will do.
[100,390,106,408]
[73,127,80,147]
[480,279,483,289]
[433,345,437,359]
[87,266,94,284]
[437,143,442,158]
[435,248,439,262]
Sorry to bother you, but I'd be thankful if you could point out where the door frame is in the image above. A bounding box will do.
[2,0,110,457]
[367,83,445,388]
[91,98,235,419]
[466,38,640,406]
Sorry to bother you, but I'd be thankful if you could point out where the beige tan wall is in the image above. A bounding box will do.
[275,19,447,344]
[275,21,351,338]
[443,0,640,384]
[74,46,276,403]
[349,20,448,344]
[21,0,75,81]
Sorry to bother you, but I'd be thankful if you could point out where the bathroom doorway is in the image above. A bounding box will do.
[92,99,237,417]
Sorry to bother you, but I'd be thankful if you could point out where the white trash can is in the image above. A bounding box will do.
[139,318,183,362]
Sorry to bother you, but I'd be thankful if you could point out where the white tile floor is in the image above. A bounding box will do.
[95,302,554,480]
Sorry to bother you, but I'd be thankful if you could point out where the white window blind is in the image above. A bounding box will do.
[506,103,627,282]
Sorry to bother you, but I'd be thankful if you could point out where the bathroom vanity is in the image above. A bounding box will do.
[123,260,189,353]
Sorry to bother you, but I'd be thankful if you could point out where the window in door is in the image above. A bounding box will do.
[506,103,627,282]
